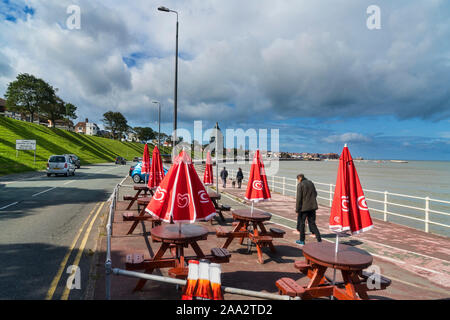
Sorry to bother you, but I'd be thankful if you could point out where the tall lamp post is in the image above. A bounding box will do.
[158,6,178,151]
[152,100,161,148]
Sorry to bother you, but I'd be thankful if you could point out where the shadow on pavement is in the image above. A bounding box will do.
[0,242,100,300]
[0,186,110,221]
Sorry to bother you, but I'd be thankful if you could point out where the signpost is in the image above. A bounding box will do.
[16,140,37,164]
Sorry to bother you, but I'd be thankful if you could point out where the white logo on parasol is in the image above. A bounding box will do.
[334,216,340,223]
[253,180,263,190]
[177,193,190,208]
[198,190,210,204]
[341,196,349,212]
[153,187,167,201]
[358,196,369,211]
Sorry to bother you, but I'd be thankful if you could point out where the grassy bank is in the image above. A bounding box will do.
[0,117,171,176]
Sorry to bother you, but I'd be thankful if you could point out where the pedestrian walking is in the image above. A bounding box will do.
[236,168,244,188]
[220,167,228,188]
[295,174,322,245]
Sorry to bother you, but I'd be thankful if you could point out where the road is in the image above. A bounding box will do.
[0,163,129,300]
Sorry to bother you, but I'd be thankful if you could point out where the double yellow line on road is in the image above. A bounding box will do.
[45,201,106,300]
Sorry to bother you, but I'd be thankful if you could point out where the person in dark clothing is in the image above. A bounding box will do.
[295,174,322,245]
[236,168,244,188]
[220,167,228,188]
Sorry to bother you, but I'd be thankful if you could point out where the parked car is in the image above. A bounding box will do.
[130,161,168,183]
[129,164,135,177]
[47,155,76,177]
[133,156,142,162]
[65,154,80,169]
[115,156,127,165]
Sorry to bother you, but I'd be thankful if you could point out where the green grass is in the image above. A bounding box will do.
[0,117,172,176]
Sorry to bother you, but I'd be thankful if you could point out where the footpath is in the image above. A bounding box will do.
[92,176,450,300]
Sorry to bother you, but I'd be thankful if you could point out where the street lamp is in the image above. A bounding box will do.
[158,5,178,151]
[152,100,161,148]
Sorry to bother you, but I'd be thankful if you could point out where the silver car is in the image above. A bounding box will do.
[46,155,76,177]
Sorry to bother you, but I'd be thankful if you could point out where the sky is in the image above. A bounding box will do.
[0,0,449,160]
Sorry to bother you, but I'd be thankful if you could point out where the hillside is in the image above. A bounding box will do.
[0,117,171,176]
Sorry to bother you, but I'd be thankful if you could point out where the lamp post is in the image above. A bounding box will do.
[158,6,178,151]
[152,100,161,148]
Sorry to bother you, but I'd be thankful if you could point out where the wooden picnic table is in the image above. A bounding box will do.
[126,196,160,234]
[127,224,231,291]
[218,209,285,264]
[124,185,155,210]
[208,191,226,222]
[300,242,375,300]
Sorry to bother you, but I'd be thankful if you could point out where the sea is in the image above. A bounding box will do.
[220,160,450,237]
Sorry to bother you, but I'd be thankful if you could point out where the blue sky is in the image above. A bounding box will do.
[0,0,449,160]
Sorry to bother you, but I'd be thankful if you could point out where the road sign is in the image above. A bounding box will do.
[16,140,37,164]
[16,140,36,151]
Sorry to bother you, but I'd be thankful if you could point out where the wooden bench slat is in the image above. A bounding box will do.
[269,227,286,238]
[168,267,189,280]
[361,271,392,288]
[275,278,305,297]
[211,247,231,258]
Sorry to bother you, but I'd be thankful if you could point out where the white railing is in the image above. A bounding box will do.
[222,168,450,236]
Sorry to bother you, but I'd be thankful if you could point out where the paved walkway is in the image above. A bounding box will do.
[219,185,450,291]
[93,176,450,300]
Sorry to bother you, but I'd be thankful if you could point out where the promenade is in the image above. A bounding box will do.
[93,176,450,300]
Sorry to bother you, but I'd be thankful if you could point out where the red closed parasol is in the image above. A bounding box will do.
[145,150,216,223]
[245,149,271,202]
[329,144,373,235]
[244,149,271,216]
[329,144,373,292]
[203,151,213,186]
[141,143,151,184]
[147,145,165,189]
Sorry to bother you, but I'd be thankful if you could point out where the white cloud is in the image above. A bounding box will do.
[323,132,371,144]
[0,0,449,128]
[439,132,450,139]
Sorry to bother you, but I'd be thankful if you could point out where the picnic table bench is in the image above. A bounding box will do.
[124,185,154,210]
[208,191,229,222]
[126,224,231,291]
[124,196,161,234]
[217,209,285,264]
[276,242,391,300]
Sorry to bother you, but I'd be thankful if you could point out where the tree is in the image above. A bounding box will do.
[102,111,129,140]
[64,103,77,120]
[4,73,55,122]
[133,127,156,142]
[41,95,65,128]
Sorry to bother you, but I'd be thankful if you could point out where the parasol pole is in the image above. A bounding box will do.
[330,232,339,300]
[215,123,219,193]
[331,143,347,298]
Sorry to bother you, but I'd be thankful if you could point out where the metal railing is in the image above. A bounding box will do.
[105,183,118,300]
[224,168,450,236]
[113,268,296,300]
